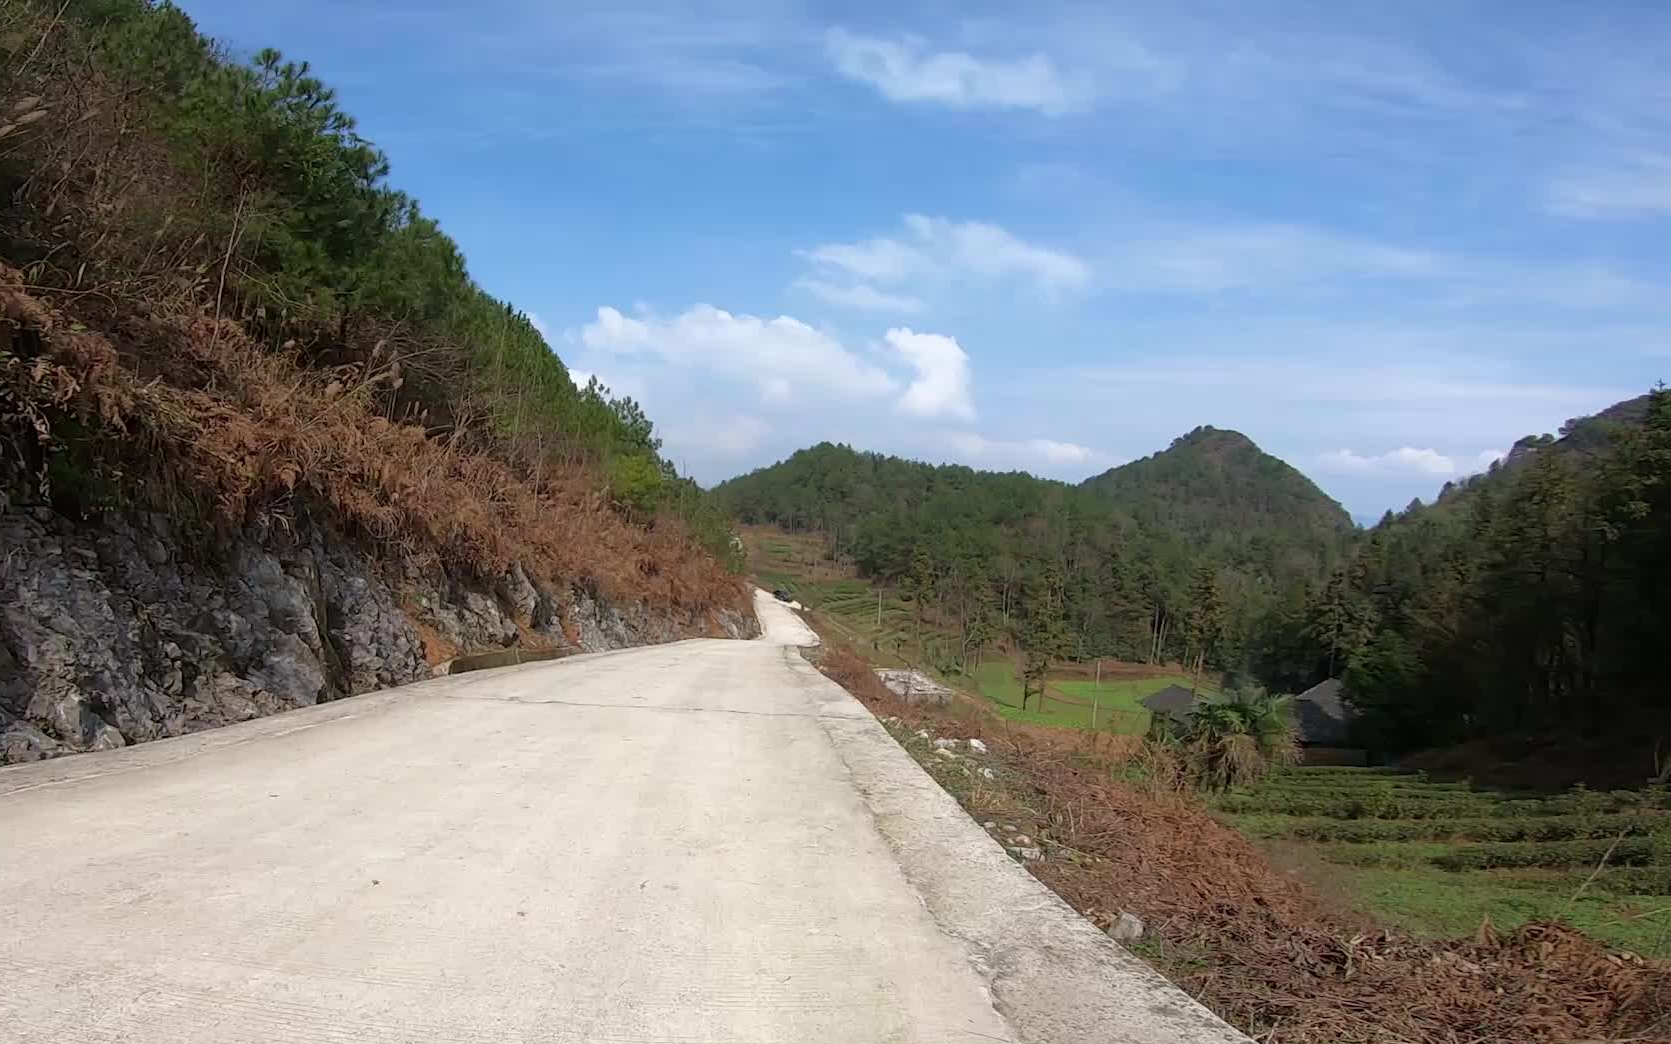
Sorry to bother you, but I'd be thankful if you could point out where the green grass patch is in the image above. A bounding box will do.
[1344,865,1671,955]
[967,663,1197,734]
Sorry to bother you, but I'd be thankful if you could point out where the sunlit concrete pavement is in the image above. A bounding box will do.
[0,592,1245,1044]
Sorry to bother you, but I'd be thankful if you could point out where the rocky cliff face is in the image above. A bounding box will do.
[0,496,756,763]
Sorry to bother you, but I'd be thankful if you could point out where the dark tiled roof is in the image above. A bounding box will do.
[1293,678,1353,746]
[1141,684,1200,722]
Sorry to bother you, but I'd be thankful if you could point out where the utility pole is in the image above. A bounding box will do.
[1092,658,1102,730]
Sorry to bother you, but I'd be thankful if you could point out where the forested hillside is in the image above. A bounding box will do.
[0,0,735,551]
[1082,426,1354,583]
[0,0,750,760]
[1257,389,1671,756]
[721,392,1670,766]
[715,433,1349,680]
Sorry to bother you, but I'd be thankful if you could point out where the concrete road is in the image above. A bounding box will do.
[0,592,1245,1044]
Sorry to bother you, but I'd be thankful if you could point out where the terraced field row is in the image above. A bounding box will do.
[1217,767,1671,953]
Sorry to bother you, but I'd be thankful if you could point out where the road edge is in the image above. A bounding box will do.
[787,647,1253,1044]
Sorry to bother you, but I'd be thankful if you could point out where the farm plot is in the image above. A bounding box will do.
[1218,767,1671,954]
[969,663,1202,734]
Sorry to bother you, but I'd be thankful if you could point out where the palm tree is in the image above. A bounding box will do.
[1185,688,1300,790]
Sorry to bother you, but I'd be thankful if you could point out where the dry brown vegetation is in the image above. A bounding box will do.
[0,267,747,620]
[0,3,749,626]
[808,623,1671,1043]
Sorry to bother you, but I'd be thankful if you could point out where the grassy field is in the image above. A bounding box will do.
[968,665,1205,734]
[744,526,1200,734]
[1219,767,1671,954]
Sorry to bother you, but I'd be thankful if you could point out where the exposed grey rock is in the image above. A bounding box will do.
[714,607,758,640]
[967,738,988,754]
[0,715,61,761]
[874,669,954,706]
[1108,911,1146,943]
[0,497,757,765]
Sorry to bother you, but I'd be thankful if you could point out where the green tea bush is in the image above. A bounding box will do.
[1238,813,1666,844]
[1433,838,1660,871]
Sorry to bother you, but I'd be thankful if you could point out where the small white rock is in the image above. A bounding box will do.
[1011,834,1031,846]
[1014,846,1043,861]
[933,747,958,760]
[983,821,997,829]
[967,738,988,754]
[914,729,930,740]
[931,737,958,750]
[1108,911,1145,943]
[980,767,996,780]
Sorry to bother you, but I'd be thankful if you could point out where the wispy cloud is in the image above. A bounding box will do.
[1316,445,1507,477]
[1317,446,1464,476]
[662,413,772,456]
[944,432,1099,467]
[1104,224,1442,293]
[801,214,1091,300]
[792,278,924,314]
[826,28,1087,115]
[1547,154,1671,219]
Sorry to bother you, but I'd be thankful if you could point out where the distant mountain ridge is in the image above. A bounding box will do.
[1081,425,1355,580]
[1431,392,1655,509]
[716,424,1352,589]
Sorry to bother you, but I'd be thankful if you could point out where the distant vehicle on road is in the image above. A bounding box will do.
[772,588,794,603]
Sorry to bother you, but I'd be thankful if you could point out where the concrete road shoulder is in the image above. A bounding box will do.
[787,648,1252,1044]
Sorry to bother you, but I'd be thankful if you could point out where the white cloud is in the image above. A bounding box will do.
[945,432,1099,467]
[1385,447,1458,474]
[1317,445,1508,478]
[673,414,771,455]
[1027,438,1096,465]
[569,369,593,390]
[1105,224,1443,293]
[887,328,975,420]
[801,214,1090,297]
[528,311,552,339]
[1316,447,1457,475]
[792,278,924,314]
[826,28,1085,115]
[579,304,896,405]
[904,215,1092,290]
[800,238,920,283]
[1547,155,1671,219]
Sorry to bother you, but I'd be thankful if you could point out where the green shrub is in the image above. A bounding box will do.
[1217,786,1665,820]
[1433,838,1661,871]
[1585,866,1671,896]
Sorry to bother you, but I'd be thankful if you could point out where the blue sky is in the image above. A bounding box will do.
[185,0,1668,519]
